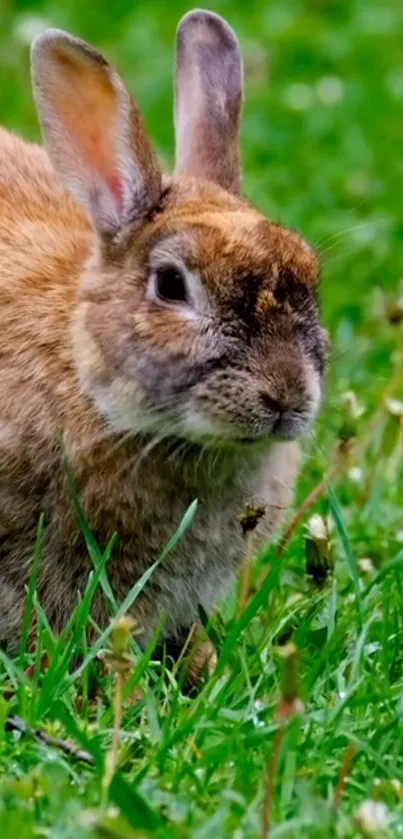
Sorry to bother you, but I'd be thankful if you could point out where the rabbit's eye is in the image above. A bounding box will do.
[155,266,188,304]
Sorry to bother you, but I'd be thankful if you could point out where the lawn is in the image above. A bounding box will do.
[0,0,403,836]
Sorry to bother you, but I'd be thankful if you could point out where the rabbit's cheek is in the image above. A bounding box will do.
[179,408,229,440]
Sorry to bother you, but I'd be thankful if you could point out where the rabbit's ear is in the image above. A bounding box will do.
[174,10,243,194]
[31,30,162,237]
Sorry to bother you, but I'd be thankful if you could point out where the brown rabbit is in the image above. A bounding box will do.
[0,10,326,671]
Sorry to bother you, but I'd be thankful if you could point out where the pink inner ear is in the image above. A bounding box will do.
[57,94,124,214]
[43,49,131,218]
[81,127,124,214]
[106,171,123,213]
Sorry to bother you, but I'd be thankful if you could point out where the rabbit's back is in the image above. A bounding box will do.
[0,126,90,289]
[0,128,92,617]
[0,129,93,646]
[0,127,92,426]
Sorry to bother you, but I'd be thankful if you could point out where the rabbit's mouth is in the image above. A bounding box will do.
[177,394,319,446]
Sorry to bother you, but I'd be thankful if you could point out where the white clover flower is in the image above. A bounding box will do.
[316,75,344,105]
[348,466,364,484]
[385,397,403,417]
[284,83,314,111]
[358,558,375,574]
[355,800,390,836]
[307,513,327,541]
[391,778,402,797]
[14,14,50,46]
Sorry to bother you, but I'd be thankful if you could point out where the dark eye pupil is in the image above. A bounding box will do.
[156,266,187,303]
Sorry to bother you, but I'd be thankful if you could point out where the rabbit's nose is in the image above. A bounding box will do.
[259,391,285,418]
[259,387,314,441]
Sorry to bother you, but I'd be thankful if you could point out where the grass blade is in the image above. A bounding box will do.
[327,481,362,629]
[19,514,44,667]
[67,499,198,687]
[64,454,118,614]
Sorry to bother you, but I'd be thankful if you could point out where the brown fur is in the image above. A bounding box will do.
[0,13,326,668]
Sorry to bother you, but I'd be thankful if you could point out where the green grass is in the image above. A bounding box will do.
[1,0,403,836]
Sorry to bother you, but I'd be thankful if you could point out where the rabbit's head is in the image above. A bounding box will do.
[31,10,327,445]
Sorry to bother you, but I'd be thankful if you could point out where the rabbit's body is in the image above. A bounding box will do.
[0,11,326,661]
[0,127,298,648]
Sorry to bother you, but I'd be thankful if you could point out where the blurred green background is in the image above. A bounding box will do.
[1,0,403,331]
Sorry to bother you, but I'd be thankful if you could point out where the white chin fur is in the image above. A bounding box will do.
[90,380,160,435]
[180,409,230,439]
